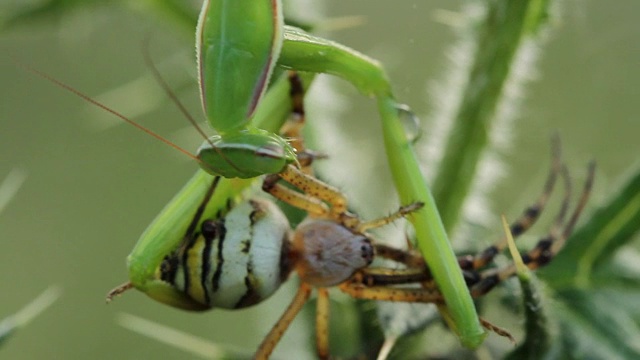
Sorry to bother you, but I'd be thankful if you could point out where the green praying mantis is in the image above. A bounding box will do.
[123,0,487,351]
[191,0,485,348]
[25,0,488,355]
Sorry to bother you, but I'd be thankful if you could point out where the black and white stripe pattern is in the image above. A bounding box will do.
[161,198,292,309]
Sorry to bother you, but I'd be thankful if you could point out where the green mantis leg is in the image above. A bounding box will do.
[278,26,486,346]
[119,72,313,308]
[108,176,223,311]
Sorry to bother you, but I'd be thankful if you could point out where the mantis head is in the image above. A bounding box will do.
[197,128,297,179]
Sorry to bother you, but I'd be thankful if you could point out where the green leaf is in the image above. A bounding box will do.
[504,273,550,359]
[502,214,551,359]
[550,287,640,360]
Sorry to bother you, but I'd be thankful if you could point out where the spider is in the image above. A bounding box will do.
[256,134,594,358]
[249,74,596,358]
[23,47,593,358]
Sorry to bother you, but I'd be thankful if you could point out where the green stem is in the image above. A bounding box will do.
[432,0,551,231]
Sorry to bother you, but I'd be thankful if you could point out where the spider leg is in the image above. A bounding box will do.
[255,283,313,360]
[348,265,520,341]
[351,267,432,287]
[374,243,425,268]
[280,71,307,154]
[523,161,594,269]
[464,166,572,292]
[521,165,573,268]
[460,138,563,272]
[374,241,499,288]
[315,288,330,360]
[276,165,348,215]
[356,202,424,233]
[480,318,515,343]
[281,71,328,171]
[340,268,444,303]
[262,72,335,216]
[263,164,356,221]
[262,172,331,217]
[469,162,595,296]
[339,282,444,303]
[552,161,596,253]
[373,243,496,289]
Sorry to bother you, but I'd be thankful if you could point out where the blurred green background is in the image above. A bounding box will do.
[1,1,638,359]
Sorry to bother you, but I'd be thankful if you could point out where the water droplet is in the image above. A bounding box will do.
[395,103,422,144]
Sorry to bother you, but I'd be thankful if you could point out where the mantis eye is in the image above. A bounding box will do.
[197,129,297,178]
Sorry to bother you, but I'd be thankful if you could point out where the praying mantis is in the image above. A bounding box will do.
[188,0,487,348]
[17,2,600,356]
[24,0,484,353]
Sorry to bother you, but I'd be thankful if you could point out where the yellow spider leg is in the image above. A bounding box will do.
[356,202,423,233]
[262,175,330,217]
[350,267,431,287]
[348,268,517,342]
[278,165,348,215]
[254,283,312,360]
[315,288,330,360]
[338,282,443,303]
